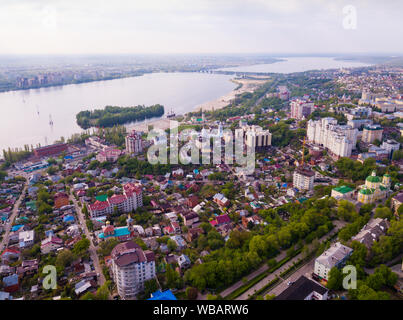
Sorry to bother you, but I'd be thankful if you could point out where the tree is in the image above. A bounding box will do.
[144,279,159,297]
[97,238,119,257]
[374,206,393,220]
[72,238,90,257]
[185,287,198,300]
[166,264,179,289]
[80,292,96,300]
[167,239,177,252]
[366,265,398,290]
[327,267,343,290]
[337,200,358,222]
[95,283,110,300]
[56,249,76,268]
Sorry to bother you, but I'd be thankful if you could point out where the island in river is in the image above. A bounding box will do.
[76,104,164,129]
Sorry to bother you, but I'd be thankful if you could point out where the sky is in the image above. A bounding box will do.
[0,0,402,55]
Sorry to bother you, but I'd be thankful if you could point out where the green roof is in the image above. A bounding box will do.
[96,194,108,202]
[359,188,374,195]
[26,201,37,210]
[366,175,381,183]
[379,185,387,191]
[333,185,354,194]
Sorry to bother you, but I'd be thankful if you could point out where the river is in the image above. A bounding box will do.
[0,72,235,152]
[217,56,372,73]
[0,56,373,153]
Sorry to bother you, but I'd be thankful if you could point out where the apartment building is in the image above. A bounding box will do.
[362,125,383,144]
[293,167,315,191]
[110,241,156,299]
[125,130,143,154]
[290,99,314,120]
[239,125,272,150]
[380,139,400,156]
[88,183,143,218]
[307,117,358,158]
[314,242,353,282]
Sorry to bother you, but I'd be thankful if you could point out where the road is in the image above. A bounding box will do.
[69,191,107,290]
[265,259,315,297]
[0,183,27,253]
[234,221,345,300]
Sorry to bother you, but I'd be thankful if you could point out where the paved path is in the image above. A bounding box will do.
[69,191,107,291]
[0,183,27,253]
[234,222,344,300]
[265,259,315,297]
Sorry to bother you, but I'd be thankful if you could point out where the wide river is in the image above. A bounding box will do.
[0,56,372,153]
[218,56,371,73]
[0,72,235,152]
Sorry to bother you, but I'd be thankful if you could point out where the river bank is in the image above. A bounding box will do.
[127,77,270,133]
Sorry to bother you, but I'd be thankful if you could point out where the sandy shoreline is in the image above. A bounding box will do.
[128,77,269,133]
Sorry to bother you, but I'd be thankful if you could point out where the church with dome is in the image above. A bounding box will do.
[357,171,391,204]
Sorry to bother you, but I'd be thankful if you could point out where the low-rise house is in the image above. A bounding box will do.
[187,228,203,242]
[164,225,175,235]
[213,193,230,207]
[74,279,96,296]
[186,195,199,208]
[351,218,389,248]
[170,235,187,250]
[0,291,11,300]
[41,236,63,254]
[164,254,178,266]
[242,215,264,228]
[391,192,403,215]
[171,222,181,233]
[0,264,14,277]
[2,274,19,293]
[331,185,354,200]
[164,212,178,222]
[144,227,153,237]
[1,248,20,262]
[182,212,199,227]
[210,214,231,227]
[178,254,191,269]
[16,259,39,277]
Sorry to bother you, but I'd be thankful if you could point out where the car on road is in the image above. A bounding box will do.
[287,281,294,286]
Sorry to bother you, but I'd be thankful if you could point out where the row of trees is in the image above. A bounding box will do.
[184,197,336,291]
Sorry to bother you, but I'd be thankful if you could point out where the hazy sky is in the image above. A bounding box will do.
[0,0,402,54]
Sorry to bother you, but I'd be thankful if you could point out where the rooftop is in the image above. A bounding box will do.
[276,276,328,300]
[333,185,353,194]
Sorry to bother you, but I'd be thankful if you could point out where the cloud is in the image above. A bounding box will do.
[0,0,401,54]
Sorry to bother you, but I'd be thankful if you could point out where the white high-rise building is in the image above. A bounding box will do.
[293,167,315,191]
[240,125,272,149]
[125,130,143,154]
[111,241,156,299]
[307,117,358,158]
[290,99,314,120]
